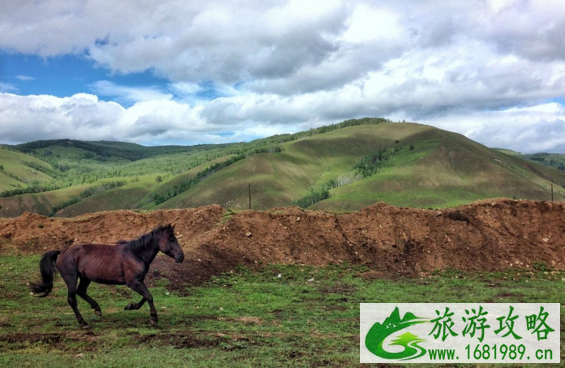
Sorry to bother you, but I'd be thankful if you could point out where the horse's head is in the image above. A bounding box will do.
[158,224,184,263]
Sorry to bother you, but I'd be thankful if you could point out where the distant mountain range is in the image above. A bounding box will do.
[1,118,564,217]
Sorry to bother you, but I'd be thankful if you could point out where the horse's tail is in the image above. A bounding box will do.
[30,250,61,297]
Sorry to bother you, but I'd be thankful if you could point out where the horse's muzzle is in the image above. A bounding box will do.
[175,253,185,263]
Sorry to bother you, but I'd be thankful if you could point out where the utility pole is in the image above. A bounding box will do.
[248,183,251,209]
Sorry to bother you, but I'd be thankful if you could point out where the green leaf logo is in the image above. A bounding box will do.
[365,307,428,360]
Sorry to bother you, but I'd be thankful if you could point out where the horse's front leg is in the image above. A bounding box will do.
[126,279,158,327]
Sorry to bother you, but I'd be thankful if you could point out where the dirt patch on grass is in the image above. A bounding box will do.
[135,332,221,348]
[134,331,254,350]
[2,200,565,288]
[0,332,96,352]
[0,330,251,353]
[220,316,264,325]
[357,270,400,280]
[0,332,65,345]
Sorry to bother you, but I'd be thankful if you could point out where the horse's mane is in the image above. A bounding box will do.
[118,225,170,256]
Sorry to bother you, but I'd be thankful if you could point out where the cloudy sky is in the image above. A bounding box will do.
[1,0,565,153]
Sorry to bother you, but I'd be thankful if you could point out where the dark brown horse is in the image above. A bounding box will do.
[30,224,184,329]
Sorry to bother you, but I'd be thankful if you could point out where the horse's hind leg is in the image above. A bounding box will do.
[77,277,102,316]
[60,271,89,329]
[124,297,146,311]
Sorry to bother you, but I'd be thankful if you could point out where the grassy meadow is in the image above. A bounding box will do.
[1,254,564,367]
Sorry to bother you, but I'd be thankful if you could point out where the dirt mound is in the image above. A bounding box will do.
[0,205,224,251]
[2,200,564,287]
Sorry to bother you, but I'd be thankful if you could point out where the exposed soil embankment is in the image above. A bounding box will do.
[1,199,564,286]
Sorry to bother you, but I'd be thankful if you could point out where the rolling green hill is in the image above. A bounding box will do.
[155,123,432,210]
[15,138,234,162]
[158,123,565,211]
[1,119,564,217]
[0,146,56,192]
[316,127,565,210]
[521,152,565,171]
[494,149,565,172]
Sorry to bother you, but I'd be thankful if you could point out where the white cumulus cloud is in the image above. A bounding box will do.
[1,1,565,151]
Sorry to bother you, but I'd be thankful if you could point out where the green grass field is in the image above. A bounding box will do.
[1,255,563,367]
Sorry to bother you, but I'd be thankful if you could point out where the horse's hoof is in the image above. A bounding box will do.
[94,310,102,316]
[81,324,91,330]
[124,303,134,310]
[150,319,158,327]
